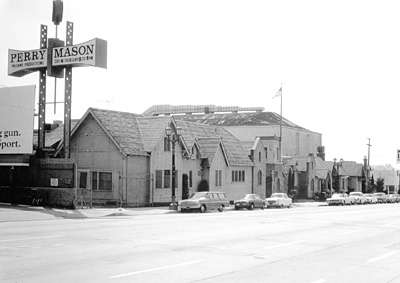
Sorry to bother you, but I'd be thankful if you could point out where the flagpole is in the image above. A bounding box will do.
[279,83,283,163]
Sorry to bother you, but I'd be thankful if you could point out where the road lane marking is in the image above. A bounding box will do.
[338,230,361,235]
[110,260,203,279]
[0,235,65,243]
[367,251,399,263]
[264,240,306,250]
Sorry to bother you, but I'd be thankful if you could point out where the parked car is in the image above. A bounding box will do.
[363,193,378,204]
[387,194,400,203]
[373,192,388,203]
[234,194,265,210]
[349,192,367,204]
[326,193,354,206]
[178,191,229,213]
[265,193,292,208]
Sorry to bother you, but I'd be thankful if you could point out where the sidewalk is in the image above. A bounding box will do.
[0,201,324,222]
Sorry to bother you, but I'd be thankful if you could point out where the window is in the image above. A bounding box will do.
[265,149,268,159]
[164,170,170,188]
[258,170,262,186]
[164,137,170,151]
[232,170,245,182]
[189,171,193,187]
[156,170,162,189]
[215,170,222,187]
[79,172,88,188]
[91,171,112,191]
[258,152,261,162]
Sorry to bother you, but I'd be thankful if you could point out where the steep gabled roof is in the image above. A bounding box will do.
[176,120,253,167]
[196,137,226,165]
[77,108,147,156]
[137,116,172,152]
[175,111,307,130]
[339,161,363,177]
[315,157,333,179]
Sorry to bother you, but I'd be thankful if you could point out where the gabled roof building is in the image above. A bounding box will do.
[69,108,253,206]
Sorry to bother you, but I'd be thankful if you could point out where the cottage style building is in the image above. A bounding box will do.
[69,108,253,206]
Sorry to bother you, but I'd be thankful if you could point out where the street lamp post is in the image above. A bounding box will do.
[165,126,181,210]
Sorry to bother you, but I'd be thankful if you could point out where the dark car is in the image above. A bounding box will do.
[234,194,265,210]
[178,191,229,213]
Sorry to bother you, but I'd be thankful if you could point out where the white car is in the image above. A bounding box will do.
[265,193,292,208]
[363,193,378,204]
[326,193,354,206]
[349,192,367,204]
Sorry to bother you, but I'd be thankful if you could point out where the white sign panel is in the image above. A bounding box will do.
[0,85,36,154]
[52,38,107,69]
[8,49,47,77]
[397,149,400,164]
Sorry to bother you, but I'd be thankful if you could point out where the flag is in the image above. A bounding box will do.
[273,87,282,99]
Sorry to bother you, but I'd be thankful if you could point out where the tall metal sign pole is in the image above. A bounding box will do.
[7,0,107,158]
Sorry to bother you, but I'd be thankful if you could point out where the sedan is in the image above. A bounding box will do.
[326,193,354,206]
[349,192,367,204]
[373,192,389,204]
[363,193,378,204]
[387,194,400,203]
[265,193,292,208]
[234,194,265,210]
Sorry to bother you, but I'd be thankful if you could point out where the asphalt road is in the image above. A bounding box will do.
[1,203,400,283]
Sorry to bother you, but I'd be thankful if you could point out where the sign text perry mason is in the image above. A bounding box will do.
[52,38,107,68]
[8,38,107,77]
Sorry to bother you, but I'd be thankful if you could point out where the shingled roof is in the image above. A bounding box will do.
[71,108,252,167]
[79,108,147,156]
[174,111,307,130]
[176,120,253,167]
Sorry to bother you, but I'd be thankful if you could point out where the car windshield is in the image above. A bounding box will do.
[271,193,284,198]
[350,192,362,196]
[189,192,209,199]
[363,194,372,197]
[332,194,344,197]
[242,194,254,199]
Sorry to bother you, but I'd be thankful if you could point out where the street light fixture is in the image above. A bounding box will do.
[165,126,182,210]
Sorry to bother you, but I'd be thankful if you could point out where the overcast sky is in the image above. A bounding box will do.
[1,0,399,169]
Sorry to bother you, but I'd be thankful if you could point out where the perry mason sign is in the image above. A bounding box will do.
[52,38,107,68]
[8,49,47,77]
[8,38,107,76]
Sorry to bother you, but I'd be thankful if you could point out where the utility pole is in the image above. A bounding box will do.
[367,138,372,166]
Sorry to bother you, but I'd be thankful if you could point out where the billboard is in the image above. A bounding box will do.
[0,85,36,154]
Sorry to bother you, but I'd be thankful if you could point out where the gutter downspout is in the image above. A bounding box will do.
[125,154,129,207]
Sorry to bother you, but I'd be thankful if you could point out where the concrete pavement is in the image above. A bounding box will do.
[0,201,324,222]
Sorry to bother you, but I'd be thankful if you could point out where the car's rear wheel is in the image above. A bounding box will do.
[280,204,284,209]
[199,205,206,213]
[248,203,254,210]
[287,203,291,209]
[218,205,224,212]
[261,203,265,210]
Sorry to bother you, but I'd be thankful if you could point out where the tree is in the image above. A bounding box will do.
[369,175,375,193]
[376,177,385,193]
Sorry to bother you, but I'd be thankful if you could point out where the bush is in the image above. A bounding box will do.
[197,180,209,192]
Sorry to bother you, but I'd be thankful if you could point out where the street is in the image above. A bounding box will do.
[1,203,400,283]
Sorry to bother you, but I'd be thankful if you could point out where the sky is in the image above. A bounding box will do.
[1,0,399,169]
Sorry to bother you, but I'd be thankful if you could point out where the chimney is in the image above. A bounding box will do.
[317,146,325,161]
